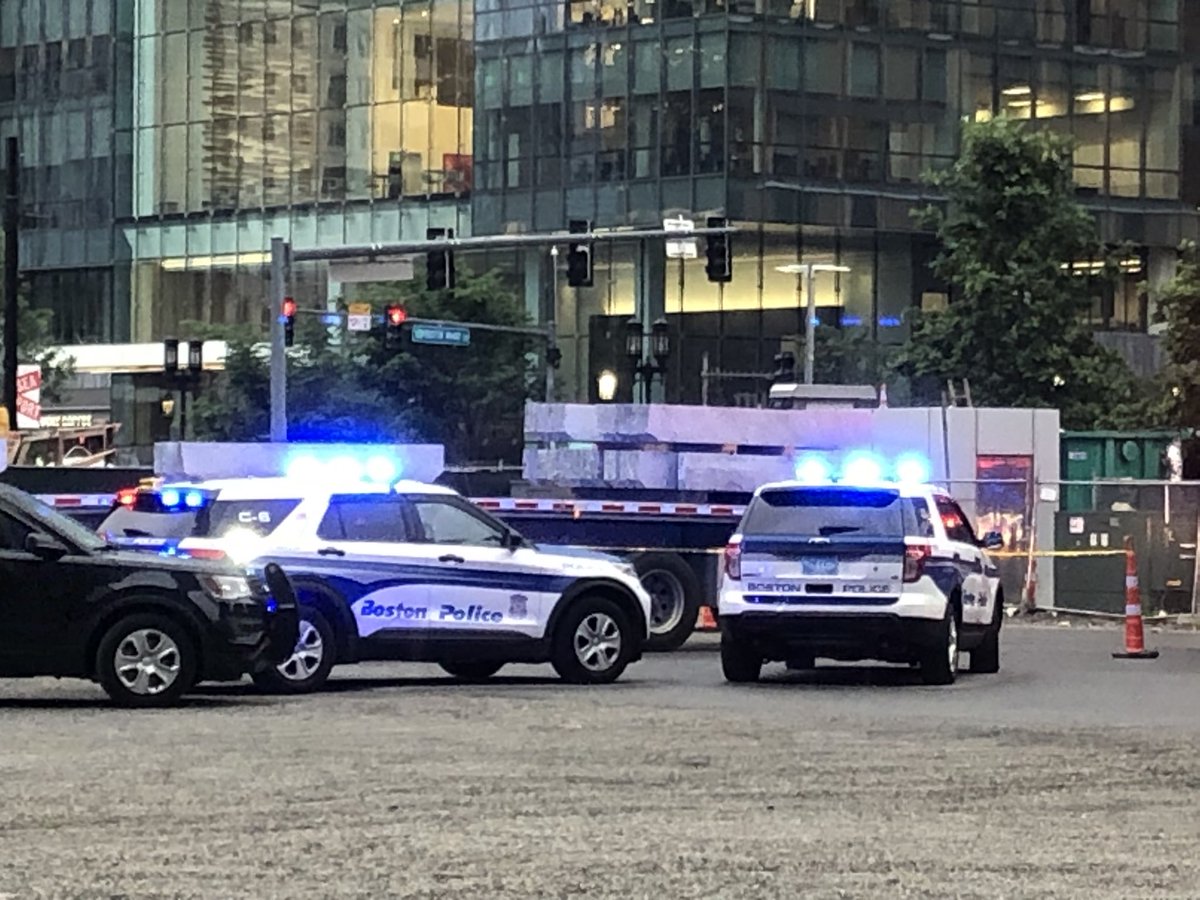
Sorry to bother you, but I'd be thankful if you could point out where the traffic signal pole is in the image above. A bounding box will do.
[269,237,288,442]
[4,138,19,431]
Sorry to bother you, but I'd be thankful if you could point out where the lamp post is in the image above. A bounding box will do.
[624,317,671,403]
[777,263,851,384]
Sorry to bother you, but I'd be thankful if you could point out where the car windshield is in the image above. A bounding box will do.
[193,499,302,538]
[741,487,911,538]
[20,492,111,552]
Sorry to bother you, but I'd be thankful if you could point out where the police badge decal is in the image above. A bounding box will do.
[508,594,528,619]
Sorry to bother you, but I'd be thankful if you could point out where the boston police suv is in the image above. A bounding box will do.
[136,455,655,692]
[717,452,1005,686]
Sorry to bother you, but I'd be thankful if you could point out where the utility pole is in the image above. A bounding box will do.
[3,137,19,429]
[269,236,288,442]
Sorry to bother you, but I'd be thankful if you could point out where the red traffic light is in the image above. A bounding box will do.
[281,298,297,318]
[387,305,407,327]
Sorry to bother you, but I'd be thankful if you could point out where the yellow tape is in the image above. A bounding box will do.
[991,549,1127,559]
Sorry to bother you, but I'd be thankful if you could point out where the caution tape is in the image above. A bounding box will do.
[991,549,1127,559]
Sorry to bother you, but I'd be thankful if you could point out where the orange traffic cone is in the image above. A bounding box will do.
[1113,536,1159,660]
[696,606,718,631]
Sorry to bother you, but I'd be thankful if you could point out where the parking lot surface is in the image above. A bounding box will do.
[3,623,1200,899]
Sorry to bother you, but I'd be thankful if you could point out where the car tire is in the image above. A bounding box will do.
[721,632,762,683]
[634,553,702,653]
[970,601,1002,675]
[252,607,336,695]
[920,601,960,686]
[96,612,198,708]
[551,595,636,685]
[439,661,506,681]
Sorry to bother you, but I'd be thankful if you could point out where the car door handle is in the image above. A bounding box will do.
[318,547,346,557]
[439,554,465,564]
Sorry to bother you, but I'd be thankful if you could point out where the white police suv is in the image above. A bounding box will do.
[161,472,652,691]
[718,454,1005,686]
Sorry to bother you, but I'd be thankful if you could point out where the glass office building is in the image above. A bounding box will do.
[1,0,1198,408]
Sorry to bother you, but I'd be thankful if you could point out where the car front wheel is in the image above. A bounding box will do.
[551,596,636,685]
[252,607,336,694]
[96,612,197,708]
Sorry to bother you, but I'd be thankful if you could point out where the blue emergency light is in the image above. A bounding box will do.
[284,451,405,486]
[792,451,931,486]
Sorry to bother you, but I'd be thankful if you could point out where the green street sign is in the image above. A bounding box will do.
[410,323,471,347]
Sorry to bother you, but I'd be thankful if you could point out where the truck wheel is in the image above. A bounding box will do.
[252,607,336,694]
[634,552,701,652]
[551,595,636,685]
[440,661,505,681]
[970,600,1002,674]
[96,612,198,708]
[920,602,960,686]
[721,632,762,683]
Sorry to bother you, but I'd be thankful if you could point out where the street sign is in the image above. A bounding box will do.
[329,259,415,283]
[16,365,41,428]
[411,323,471,347]
[663,216,697,259]
[347,302,373,332]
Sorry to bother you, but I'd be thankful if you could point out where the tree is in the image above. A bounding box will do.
[0,243,74,404]
[191,269,539,463]
[892,116,1143,429]
[1151,241,1200,427]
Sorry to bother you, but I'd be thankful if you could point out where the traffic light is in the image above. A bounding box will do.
[704,216,732,283]
[282,297,296,347]
[385,304,407,350]
[187,339,203,375]
[565,219,593,288]
[426,227,455,291]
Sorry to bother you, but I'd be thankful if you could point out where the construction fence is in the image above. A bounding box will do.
[942,477,1200,616]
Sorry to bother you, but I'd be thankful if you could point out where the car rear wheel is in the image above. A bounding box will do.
[721,632,762,683]
[920,602,960,686]
[634,553,701,652]
[551,596,636,685]
[439,661,505,681]
[970,599,1002,674]
[96,612,197,708]
[252,607,336,694]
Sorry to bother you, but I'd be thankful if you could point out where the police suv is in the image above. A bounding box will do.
[718,462,1005,685]
[105,474,653,691]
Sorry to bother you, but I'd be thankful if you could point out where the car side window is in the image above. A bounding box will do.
[320,497,411,543]
[935,497,978,546]
[905,498,936,538]
[0,511,33,552]
[410,499,505,546]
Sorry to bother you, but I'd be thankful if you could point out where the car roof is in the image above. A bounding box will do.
[755,480,942,500]
[157,476,457,501]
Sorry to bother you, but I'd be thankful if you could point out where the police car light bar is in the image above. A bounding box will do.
[284,452,404,486]
[793,451,931,486]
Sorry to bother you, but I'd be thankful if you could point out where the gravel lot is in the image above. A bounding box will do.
[2,623,1199,899]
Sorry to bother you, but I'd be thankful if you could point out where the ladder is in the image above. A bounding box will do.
[943,379,973,408]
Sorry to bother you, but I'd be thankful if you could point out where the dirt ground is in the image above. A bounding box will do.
[2,626,1198,899]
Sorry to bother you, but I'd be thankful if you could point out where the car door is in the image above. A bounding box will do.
[0,508,97,675]
[933,496,992,626]
[309,494,434,640]
[405,496,552,638]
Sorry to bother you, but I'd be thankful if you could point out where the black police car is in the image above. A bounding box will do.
[0,484,298,707]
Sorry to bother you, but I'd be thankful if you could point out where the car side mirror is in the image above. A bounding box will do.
[980,531,1004,551]
[26,532,69,560]
[501,529,522,551]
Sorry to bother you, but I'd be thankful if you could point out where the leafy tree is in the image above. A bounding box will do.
[191,270,538,463]
[1151,241,1200,427]
[892,116,1142,429]
[0,242,74,404]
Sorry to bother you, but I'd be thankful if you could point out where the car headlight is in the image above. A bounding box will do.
[199,574,252,601]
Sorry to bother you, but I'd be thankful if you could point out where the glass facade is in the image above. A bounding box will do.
[0,0,1197,408]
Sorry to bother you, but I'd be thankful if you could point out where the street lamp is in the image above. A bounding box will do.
[776,263,851,385]
[624,317,672,403]
[597,369,618,402]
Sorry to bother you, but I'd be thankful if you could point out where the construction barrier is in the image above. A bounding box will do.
[1113,536,1159,660]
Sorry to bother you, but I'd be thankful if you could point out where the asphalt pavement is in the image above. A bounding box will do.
[2,622,1199,899]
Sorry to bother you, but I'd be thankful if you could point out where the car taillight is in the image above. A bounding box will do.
[723,540,742,580]
[186,547,227,561]
[904,543,931,583]
[116,488,137,507]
